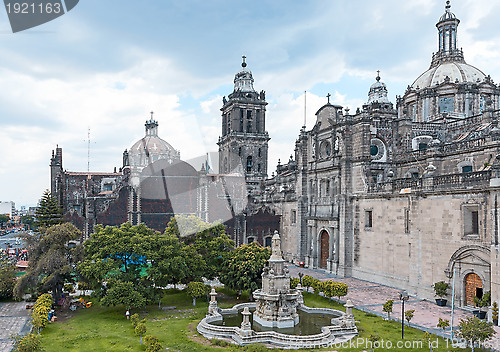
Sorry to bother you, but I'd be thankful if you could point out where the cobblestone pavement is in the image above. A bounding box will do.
[0,302,30,352]
[287,265,473,335]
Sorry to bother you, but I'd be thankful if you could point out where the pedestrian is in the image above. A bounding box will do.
[125,309,130,320]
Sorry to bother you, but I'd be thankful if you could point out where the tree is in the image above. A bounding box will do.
[0,258,16,300]
[21,215,35,230]
[165,216,234,280]
[78,223,157,308]
[101,280,146,309]
[135,323,147,345]
[405,309,415,326]
[423,332,437,352]
[34,190,63,228]
[437,318,450,332]
[14,223,83,302]
[146,233,205,287]
[0,214,10,228]
[186,281,210,306]
[457,316,496,352]
[219,242,271,297]
[383,300,393,320]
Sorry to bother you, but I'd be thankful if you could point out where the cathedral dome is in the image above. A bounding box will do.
[410,1,486,90]
[129,117,180,169]
[367,73,391,104]
[411,62,486,90]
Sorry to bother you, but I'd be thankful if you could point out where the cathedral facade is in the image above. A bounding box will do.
[258,2,500,307]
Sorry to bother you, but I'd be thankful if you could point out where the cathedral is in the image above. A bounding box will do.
[51,1,500,307]
[262,1,500,307]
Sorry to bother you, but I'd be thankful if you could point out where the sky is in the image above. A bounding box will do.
[2,0,500,207]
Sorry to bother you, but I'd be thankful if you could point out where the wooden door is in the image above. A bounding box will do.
[465,273,483,306]
[320,231,329,269]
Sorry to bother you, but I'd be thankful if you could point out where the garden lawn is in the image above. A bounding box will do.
[38,290,488,351]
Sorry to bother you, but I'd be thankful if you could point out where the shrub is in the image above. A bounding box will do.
[301,275,314,292]
[12,333,43,352]
[290,277,300,289]
[433,281,449,298]
[144,335,162,352]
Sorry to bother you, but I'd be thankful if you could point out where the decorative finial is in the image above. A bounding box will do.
[242,55,247,68]
[150,111,154,120]
[326,93,331,104]
[445,0,451,11]
[376,70,381,81]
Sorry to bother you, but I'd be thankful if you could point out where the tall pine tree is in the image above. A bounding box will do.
[35,190,64,228]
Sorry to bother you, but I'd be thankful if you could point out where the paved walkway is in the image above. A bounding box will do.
[0,301,30,352]
[287,264,500,349]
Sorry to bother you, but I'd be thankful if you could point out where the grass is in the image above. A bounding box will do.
[37,290,488,351]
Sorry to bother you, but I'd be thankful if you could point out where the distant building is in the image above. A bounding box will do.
[0,201,15,217]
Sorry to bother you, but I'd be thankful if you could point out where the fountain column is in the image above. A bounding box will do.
[208,288,218,315]
[253,231,301,328]
[240,307,252,336]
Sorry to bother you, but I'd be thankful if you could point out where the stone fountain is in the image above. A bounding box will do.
[197,231,358,349]
[253,232,301,328]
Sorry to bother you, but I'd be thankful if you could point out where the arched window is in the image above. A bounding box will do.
[264,237,272,247]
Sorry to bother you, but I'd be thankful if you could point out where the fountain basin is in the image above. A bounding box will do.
[197,302,358,349]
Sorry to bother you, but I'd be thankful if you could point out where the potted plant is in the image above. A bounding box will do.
[492,301,499,326]
[473,291,490,320]
[433,281,449,306]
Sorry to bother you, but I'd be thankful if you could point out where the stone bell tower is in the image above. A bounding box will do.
[218,56,270,197]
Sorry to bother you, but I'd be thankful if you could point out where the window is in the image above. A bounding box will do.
[404,208,410,233]
[291,210,297,224]
[464,205,479,236]
[419,143,428,150]
[248,237,254,244]
[246,156,253,172]
[265,237,272,247]
[365,210,373,229]
[411,172,419,179]
[240,109,244,132]
[462,165,473,173]
[370,145,379,156]
[256,111,260,132]
[104,184,113,192]
[258,148,261,157]
[238,147,242,156]
[258,164,261,172]
[439,97,454,113]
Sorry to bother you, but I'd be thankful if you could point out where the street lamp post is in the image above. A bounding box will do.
[399,290,409,339]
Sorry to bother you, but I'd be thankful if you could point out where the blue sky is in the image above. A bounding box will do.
[2,0,500,207]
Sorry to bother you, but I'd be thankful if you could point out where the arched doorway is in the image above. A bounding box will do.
[320,230,329,269]
[465,273,483,306]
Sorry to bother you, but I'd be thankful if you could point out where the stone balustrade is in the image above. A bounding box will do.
[369,170,492,194]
